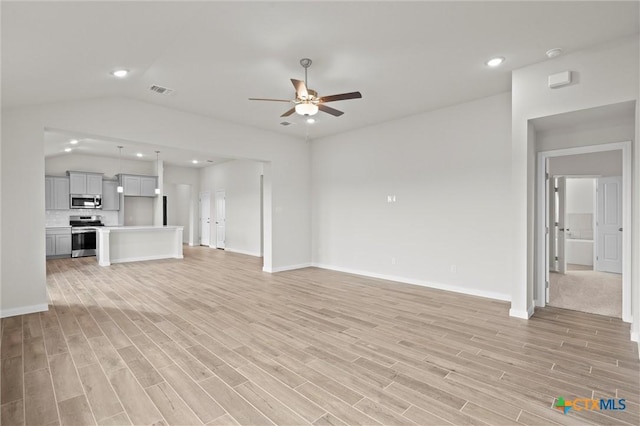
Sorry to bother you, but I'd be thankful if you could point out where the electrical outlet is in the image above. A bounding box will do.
[387,195,396,203]
[450,264,457,273]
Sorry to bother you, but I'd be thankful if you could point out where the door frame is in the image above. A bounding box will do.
[199,191,211,247]
[214,190,226,249]
[535,141,631,322]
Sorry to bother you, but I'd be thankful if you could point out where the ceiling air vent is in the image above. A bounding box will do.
[149,85,174,95]
[280,121,293,126]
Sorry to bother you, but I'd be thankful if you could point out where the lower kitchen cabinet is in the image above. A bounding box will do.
[46,228,72,259]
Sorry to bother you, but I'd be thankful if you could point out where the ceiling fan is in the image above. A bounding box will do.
[249,58,362,118]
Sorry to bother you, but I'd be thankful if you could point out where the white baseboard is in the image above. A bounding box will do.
[224,248,262,257]
[509,306,534,319]
[631,331,639,342]
[1,303,49,318]
[265,263,313,273]
[109,254,183,264]
[311,263,511,302]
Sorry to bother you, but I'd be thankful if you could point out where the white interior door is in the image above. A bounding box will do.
[215,191,226,249]
[199,192,210,246]
[556,177,567,275]
[596,176,622,273]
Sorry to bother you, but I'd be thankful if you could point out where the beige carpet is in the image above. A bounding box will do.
[549,269,622,318]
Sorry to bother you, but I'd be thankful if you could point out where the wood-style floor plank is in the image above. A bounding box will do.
[0,246,636,425]
[77,363,124,422]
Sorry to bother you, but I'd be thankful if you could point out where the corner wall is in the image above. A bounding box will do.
[311,92,513,300]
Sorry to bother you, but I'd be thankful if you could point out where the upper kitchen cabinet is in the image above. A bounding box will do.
[102,179,120,211]
[45,176,70,210]
[68,171,103,195]
[119,174,157,197]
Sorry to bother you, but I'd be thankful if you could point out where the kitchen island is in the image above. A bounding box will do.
[96,226,183,266]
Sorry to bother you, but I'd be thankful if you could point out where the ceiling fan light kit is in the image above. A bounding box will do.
[249,57,362,120]
[295,102,318,116]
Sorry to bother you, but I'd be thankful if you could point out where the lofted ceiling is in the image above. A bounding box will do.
[2,1,639,150]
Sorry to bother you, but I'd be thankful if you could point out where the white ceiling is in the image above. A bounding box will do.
[2,1,639,150]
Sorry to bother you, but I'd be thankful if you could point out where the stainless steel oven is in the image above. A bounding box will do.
[70,215,104,257]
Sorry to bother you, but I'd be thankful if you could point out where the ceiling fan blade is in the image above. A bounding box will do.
[318,104,344,117]
[280,107,296,117]
[319,91,362,103]
[248,98,292,102]
[291,79,308,99]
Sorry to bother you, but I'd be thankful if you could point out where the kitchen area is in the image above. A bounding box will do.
[45,148,188,265]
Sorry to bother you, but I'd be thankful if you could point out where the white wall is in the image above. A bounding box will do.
[566,179,595,214]
[45,153,154,177]
[200,160,264,257]
[511,35,639,339]
[311,92,513,300]
[1,97,310,317]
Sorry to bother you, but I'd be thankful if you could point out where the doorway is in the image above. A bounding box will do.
[536,142,631,322]
[547,175,622,317]
[199,191,211,246]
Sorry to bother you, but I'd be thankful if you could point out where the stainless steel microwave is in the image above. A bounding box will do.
[70,195,102,209]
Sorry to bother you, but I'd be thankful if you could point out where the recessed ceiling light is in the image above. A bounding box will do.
[546,48,563,58]
[111,69,129,78]
[192,160,198,164]
[64,148,72,152]
[69,139,79,145]
[136,153,143,157]
[306,118,315,124]
[486,57,505,67]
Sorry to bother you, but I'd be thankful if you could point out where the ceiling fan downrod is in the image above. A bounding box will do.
[300,58,312,94]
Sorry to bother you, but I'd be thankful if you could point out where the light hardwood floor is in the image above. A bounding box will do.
[1,246,639,425]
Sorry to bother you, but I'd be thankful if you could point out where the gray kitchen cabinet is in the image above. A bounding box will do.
[45,176,70,210]
[68,171,103,195]
[45,234,55,256]
[120,174,157,197]
[123,175,141,196]
[53,177,70,209]
[102,180,120,210]
[45,177,54,210]
[55,234,72,255]
[140,176,157,197]
[46,227,72,259]
[87,174,103,195]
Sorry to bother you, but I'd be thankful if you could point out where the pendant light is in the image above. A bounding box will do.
[116,146,124,193]
[154,151,161,195]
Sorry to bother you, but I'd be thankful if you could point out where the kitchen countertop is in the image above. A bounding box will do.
[45,225,71,229]
[99,226,183,231]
